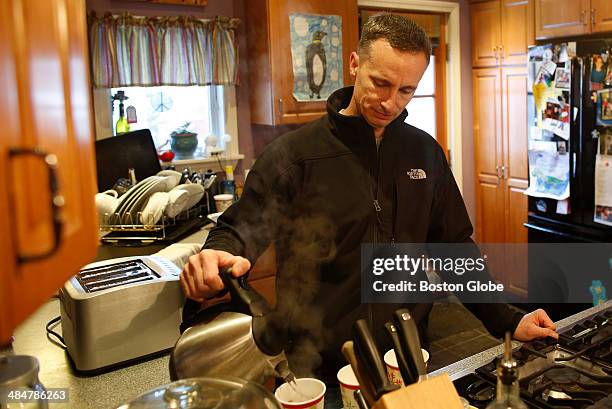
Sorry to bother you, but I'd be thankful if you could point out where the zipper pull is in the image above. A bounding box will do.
[373,200,382,212]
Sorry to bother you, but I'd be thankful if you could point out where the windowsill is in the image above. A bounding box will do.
[164,153,245,173]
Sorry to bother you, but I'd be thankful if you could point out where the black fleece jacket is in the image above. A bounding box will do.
[203,86,523,380]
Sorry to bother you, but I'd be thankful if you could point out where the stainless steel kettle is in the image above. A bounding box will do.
[170,269,293,385]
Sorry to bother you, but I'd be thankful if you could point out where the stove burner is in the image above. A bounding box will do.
[542,367,580,385]
[466,379,495,403]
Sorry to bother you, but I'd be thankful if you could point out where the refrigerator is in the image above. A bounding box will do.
[525,38,612,243]
[524,39,612,319]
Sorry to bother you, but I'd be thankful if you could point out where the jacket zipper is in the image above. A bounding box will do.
[391,178,397,246]
[369,138,384,330]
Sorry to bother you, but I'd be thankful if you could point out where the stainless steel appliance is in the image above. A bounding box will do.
[454,305,612,408]
[170,269,292,385]
[59,255,183,372]
[116,377,282,409]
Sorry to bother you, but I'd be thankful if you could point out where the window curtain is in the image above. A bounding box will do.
[88,13,239,88]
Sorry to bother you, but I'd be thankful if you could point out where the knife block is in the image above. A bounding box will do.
[371,373,464,409]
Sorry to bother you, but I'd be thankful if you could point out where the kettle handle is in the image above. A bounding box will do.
[219,267,271,317]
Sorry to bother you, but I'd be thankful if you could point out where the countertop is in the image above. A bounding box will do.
[3,226,211,409]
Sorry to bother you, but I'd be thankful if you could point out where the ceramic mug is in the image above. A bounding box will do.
[274,378,325,409]
[384,348,430,387]
[95,189,119,224]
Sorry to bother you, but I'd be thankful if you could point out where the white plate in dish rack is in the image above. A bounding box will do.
[114,178,158,216]
[124,176,172,220]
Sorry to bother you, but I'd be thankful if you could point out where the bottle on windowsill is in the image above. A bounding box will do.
[221,165,236,202]
[485,333,528,409]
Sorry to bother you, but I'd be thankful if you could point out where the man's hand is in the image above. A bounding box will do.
[180,249,251,302]
[513,309,558,341]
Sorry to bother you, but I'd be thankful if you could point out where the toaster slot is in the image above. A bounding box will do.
[76,259,160,293]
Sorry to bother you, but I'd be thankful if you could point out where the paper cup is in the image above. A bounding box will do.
[275,378,326,409]
[337,365,360,409]
[384,349,430,386]
[214,193,233,212]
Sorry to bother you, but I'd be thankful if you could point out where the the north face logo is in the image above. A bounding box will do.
[407,169,427,179]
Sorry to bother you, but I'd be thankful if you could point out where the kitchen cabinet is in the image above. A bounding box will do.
[471,0,534,68]
[0,0,98,343]
[245,0,359,125]
[472,67,529,298]
[535,0,612,39]
[471,0,530,297]
[591,0,612,34]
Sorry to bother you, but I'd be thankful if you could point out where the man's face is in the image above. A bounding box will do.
[349,39,428,130]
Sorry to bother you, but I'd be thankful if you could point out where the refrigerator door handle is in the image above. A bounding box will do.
[573,153,576,179]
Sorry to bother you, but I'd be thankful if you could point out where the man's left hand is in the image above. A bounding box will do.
[513,309,559,341]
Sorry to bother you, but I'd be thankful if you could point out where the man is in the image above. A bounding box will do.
[181,14,557,381]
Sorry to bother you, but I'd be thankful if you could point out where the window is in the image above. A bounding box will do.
[405,56,436,139]
[110,85,227,158]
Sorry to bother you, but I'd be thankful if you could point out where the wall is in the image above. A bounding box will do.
[459,0,475,228]
[86,0,255,175]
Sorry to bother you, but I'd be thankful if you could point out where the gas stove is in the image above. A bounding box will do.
[454,307,612,408]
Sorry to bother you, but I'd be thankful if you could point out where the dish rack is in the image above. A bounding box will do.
[99,204,207,243]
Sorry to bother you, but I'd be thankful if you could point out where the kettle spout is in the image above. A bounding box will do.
[274,358,296,384]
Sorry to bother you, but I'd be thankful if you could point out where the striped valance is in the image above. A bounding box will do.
[88,13,239,88]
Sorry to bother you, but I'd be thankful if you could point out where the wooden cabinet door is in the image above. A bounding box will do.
[591,0,612,34]
[501,0,534,66]
[247,0,358,125]
[473,68,505,247]
[471,1,502,68]
[501,66,528,296]
[0,0,98,343]
[272,0,358,124]
[535,0,589,39]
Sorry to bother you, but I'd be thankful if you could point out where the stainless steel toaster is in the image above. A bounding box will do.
[59,255,184,372]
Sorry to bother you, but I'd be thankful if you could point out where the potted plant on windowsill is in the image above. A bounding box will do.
[170,121,199,159]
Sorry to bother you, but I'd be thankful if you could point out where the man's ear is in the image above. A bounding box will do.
[349,51,359,80]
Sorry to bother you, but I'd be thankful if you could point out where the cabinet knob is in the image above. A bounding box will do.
[278,98,284,117]
[580,9,587,25]
[591,9,596,27]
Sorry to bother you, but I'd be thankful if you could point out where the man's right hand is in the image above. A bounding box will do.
[180,249,251,302]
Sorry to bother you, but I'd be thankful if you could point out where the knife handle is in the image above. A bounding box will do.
[393,309,427,378]
[353,319,399,400]
[342,341,375,407]
[384,321,417,385]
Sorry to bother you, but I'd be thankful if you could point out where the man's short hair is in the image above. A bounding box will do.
[359,13,432,65]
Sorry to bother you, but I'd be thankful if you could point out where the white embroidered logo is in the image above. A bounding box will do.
[407,169,427,180]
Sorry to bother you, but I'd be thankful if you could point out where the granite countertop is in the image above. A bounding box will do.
[3,226,211,409]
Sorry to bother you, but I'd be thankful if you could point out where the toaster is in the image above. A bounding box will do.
[59,255,184,372]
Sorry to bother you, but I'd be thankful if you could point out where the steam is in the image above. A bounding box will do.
[230,161,338,378]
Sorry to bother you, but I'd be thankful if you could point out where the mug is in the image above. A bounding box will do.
[214,193,234,213]
[95,189,119,224]
[337,365,360,409]
[384,348,430,387]
[274,378,325,409]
